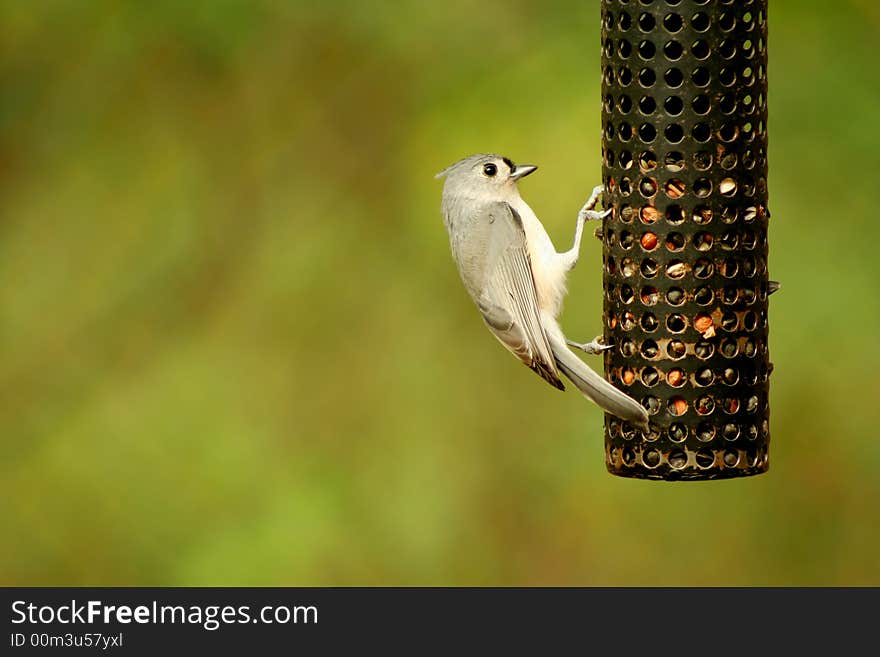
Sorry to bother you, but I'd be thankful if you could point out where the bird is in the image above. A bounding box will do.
[437,153,649,429]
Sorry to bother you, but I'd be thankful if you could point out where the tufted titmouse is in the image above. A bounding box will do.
[437,153,649,429]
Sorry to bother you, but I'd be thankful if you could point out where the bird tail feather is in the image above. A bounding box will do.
[548,334,649,429]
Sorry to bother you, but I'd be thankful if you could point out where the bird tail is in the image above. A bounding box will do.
[548,334,649,430]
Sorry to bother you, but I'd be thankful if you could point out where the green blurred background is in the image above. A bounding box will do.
[2,0,879,586]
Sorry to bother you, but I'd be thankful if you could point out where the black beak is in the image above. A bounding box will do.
[510,164,538,181]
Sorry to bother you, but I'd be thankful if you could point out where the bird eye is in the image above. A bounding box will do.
[483,163,497,177]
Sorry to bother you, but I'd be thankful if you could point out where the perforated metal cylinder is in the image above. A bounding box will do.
[600,0,770,480]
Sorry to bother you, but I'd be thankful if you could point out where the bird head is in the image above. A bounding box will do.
[436,154,537,199]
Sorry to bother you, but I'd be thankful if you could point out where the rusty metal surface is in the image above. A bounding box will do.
[600,0,771,480]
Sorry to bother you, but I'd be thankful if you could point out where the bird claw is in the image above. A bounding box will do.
[577,185,610,223]
[568,336,613,355]
[581,207,612,221]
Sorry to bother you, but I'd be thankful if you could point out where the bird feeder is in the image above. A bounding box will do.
[600,0,771,480]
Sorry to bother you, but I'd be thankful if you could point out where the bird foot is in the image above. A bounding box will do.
[577,184,611,223]
[567,336,612,355]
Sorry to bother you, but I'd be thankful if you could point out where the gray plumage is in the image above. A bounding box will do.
[438,153,649,429]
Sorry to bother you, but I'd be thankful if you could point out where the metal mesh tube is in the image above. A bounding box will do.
[600,0,771,480]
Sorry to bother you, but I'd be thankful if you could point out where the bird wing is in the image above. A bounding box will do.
[474,202,563,390]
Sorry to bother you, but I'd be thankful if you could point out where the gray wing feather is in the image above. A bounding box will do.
[474,203,563,389]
